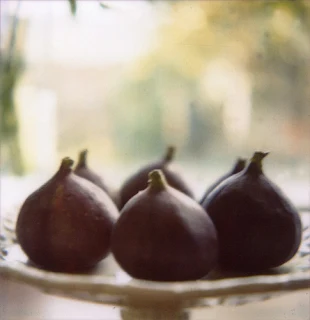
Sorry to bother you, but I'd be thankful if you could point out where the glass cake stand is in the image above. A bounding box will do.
[1,206,309,320]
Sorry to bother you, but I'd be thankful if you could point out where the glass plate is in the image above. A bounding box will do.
[1,206,309,320]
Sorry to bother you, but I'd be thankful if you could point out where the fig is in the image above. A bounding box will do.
[119,146,194,209]
[112,170,218,281]
[199,157,246,204]
[202,152,302,272]
[74,149,115,203]
[16,157,119,273]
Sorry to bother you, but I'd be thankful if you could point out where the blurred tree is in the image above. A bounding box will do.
[186,101,220,157]
[68,0,77,15]
[0,53,24,174]
[107,73,165,160]
[1,0,76,175]
[0,0,25,175]
[109,0,310,158]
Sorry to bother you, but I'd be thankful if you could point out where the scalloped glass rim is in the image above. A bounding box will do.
[0,210,309,309]
[1,258,309,308]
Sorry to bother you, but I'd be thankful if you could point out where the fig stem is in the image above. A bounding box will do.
[248,151,269,173]
[163,146,176,163]
[251,152,269,167]
[59,157,74,173]
[233,158,247,173]
[148,170,168,190]
[78,149,88,167]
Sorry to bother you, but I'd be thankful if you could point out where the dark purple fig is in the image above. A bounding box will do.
[202,152,302,272]
[119,146,194,209]
[74,149,116,204]
[16,157,119,273]
[112,170,218,281]
[199,157,246,205]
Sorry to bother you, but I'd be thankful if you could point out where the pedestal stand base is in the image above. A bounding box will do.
[121,306,190,320]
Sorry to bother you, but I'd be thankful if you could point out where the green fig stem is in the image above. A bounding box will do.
[251,152,269,168]
[78,149,88,167]
[148,170,168,191]
[163,146,176,163]
[246,151,269,175]
[59,157,74,174]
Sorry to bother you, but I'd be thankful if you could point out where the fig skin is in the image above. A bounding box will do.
[199,157,246,205]
[74,149,116,204]
[119,146,194,209]
[16,157,119,273]
[202,152,302,272]
[112,170,218,282]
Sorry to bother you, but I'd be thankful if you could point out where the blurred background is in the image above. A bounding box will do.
[1,0,310,204]
[0,1,310,319]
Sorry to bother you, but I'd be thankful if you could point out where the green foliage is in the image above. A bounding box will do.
[99,2,110,10]
[0,52,25,175]
[68,0,77,16]
[109,0,310,157]
[107,74,165,160]
[0,53,24,138]
[1,0,25,175]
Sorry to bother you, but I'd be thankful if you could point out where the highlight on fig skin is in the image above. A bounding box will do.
[118,146,194,209]
[16,156,119,273]
[112,169,218,282]
[202,151,302,273]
